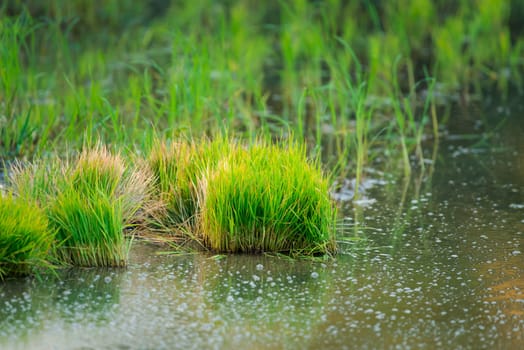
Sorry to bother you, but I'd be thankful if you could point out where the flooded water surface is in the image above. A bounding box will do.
[1,108,523,349]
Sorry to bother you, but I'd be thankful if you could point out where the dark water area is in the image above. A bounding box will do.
[1,102,524,349]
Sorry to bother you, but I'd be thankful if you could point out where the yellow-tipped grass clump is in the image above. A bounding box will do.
[147,137,231,232]
[199,141,337,255]
[0,194,53,279]
[10,146,151,267]
[51,147,151,267]
[8,139,336,260]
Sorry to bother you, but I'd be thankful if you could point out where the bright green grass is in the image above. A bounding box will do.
[48,185,128,267]
[1,1,522,183]
[9,146,151,267]
[199,140,336,255]
[49,147,150,266]
[0,193,53,279]
[8,138,335,257]
[1,0,523,229]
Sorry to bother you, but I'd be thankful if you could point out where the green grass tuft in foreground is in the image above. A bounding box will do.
[0,193,53,279]
[49,185,128,267]
[10,146,151,267]
[147,137,232,232]
[198,140,337,255]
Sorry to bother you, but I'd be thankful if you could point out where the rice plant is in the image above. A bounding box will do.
[147,137,232,233]
[9,146,151,267]
[0,15,40,158]
[1,1,523,228]
[48,185,128,267]
[199,140,337,255]
[0,193,53,279]
[9,157,68,205]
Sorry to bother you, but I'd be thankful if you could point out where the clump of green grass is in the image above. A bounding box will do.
[0,193,53,279]
[48,185,128,267]
[147,137,232,233]
[198,140,336,255]
[10,146,151,267]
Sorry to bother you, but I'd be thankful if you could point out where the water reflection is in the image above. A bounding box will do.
[0,268,122,349]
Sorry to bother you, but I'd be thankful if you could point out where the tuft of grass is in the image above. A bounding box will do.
[0,193,53,279]
[48,185,128,267]
[147,137,232,232]
[10,146,151,267]
[198,140,337,255]
[9,155,70,207]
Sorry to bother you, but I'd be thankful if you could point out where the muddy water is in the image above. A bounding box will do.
[1,106,523,349]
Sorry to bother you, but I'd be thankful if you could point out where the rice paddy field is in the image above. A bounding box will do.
[1,1,524,349]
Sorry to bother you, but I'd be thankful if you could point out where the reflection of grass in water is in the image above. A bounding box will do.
[0,278,46,342]
[193,255,331,345]
[201,255,328,310]
[0,267,122,342]
[336,138,440,254]
[51,268,123,318]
